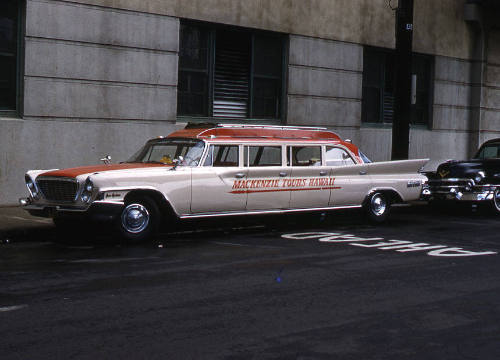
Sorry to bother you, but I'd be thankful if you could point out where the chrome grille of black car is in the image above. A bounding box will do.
[428,178,472,194]
[37,178,78,202]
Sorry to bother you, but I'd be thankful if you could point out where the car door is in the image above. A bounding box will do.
[244,145,291,210]
[190,144,248,213]
[326,146,370,206]
[288,145,331,208]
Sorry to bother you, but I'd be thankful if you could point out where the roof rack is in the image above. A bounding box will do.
[216,124,328,131]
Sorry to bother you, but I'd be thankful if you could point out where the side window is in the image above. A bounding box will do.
[325,147,355,166]
[203,145,239,167]
[288,146,322,167]
[245,146,282,167]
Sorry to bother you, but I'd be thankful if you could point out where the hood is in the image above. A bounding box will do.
[435,159,497,179]
[38,163,170,178]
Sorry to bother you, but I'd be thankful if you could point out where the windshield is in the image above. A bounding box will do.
[359,151,372,163]
[475,142,500,160]
[127,138,205,167]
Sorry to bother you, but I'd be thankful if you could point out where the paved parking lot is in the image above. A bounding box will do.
[1,205,499,359]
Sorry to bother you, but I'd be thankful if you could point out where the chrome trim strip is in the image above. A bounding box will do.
[179,205,362,219]
[93,200,125,206]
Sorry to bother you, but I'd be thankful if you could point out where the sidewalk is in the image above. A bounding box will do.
[0,206,54,240]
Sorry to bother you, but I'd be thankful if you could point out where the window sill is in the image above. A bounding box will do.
[0,111,22,121]
[361,122,431,130]
[177,116,283,126]
[361,122,393,129]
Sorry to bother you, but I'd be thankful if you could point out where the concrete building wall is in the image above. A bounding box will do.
[0,0,181,205]
[481,29,500,145]
[287,35,363,145]
[67,0,475,60]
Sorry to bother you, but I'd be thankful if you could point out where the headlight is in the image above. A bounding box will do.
[81,177,94,203]
[474,171,485,183]
[25,175,39,198]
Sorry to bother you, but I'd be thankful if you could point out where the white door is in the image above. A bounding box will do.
[288,145,331,208]
[191,144,248,213]
[244,145,291,210]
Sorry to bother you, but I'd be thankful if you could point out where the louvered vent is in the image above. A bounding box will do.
[383,91,394,123]
[213,32,250,118]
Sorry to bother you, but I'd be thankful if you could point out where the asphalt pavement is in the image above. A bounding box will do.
[1,204,499,359]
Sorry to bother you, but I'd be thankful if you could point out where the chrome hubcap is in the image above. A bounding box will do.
[494,189,500,210]
[121,204,150,234]
[370,194,387,216]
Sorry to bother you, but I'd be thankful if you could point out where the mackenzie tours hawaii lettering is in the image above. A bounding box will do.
[230,177,340,194]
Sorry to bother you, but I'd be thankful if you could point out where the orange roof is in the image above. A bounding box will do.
[168,126,342,142]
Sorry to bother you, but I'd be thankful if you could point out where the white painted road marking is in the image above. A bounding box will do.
[0,304,28,312]
[281,232,498,257]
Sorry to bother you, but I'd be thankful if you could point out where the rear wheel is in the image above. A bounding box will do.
[364,192,390,223]
[118,196,160,242]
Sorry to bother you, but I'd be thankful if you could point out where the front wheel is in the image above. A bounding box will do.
[364,192,390,223]
[118,197,160,242]
[491,188,500,214]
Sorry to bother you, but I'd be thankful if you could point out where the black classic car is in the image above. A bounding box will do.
[427,138,500,212]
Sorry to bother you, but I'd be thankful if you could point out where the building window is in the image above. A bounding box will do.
[178,21,285,120]
[0,0,22,113]
[361,47,433,126]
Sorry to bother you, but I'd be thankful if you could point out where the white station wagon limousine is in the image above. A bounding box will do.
[20,124,428,241]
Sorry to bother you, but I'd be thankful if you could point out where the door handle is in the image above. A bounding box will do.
[359,170,367,175]
[235,173,246,179]
[319,171,328,176]
[279,172,288,177]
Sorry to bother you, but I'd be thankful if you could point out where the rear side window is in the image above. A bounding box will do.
[476,143,500,159]
[245,146,282,167]
[288,146,322,166]
[203,145,239,167]
[325,147,355,166]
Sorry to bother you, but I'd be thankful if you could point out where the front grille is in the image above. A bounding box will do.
[428,178,472,194]
[37,178,78,202]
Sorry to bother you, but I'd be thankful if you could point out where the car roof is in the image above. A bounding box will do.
[167,124,342,143]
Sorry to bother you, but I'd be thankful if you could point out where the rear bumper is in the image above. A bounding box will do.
[19,198,124,222]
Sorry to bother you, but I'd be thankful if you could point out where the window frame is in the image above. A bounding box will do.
[202,143,242,167]
[361,46,434,128]
[324,146,356,167]
[286,145,323,167]
[244,145,283,167]
[177,20,288,124]
[0,0,24,117]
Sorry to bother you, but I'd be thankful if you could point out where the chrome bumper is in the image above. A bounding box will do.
[19,197,124,221]
[427,179,497,201]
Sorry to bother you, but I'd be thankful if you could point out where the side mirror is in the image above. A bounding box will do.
[170,156,184,170]
[100,155,112,164]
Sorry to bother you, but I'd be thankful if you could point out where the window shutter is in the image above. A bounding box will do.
[383,92,394,122]
[213,31,250,118]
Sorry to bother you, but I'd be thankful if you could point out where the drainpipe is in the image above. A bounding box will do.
[464,1,486,156]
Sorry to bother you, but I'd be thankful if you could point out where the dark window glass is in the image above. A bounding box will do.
[245,146,281,167]
[362,47,433,125]
[178,24,209,116]
[252,35,282,118]
[178,21,284,120]
[203,145,239,167]
[0,0,20,111]
[410,55,432,125]
[288,146,322,167]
